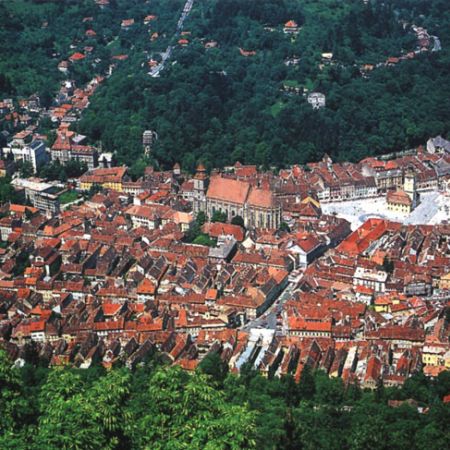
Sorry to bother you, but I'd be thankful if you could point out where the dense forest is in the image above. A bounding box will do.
[1,0,450,170]
[76,0,450,171]
[0,349,449,450]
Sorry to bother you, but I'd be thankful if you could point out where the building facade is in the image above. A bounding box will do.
[3,140,48,172]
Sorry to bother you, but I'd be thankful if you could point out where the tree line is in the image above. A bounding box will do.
[0,349,449,449]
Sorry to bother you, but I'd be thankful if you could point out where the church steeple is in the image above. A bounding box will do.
[404,169,418,208]
[193,163,208,213]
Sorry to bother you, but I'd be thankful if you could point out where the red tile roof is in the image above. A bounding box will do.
[285,20,298,28]
[207,176,250,204]
[387,189,412,206]
[69,52,86,62]
[202,222,245,241]
[247,188,276,208]
[288,318,332,332]
[137,278,156,295]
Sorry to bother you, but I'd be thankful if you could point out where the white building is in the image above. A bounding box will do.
[353,267,388,293]
[2,140,48,172]
[307,92,326,109]
[11,178,64,215]
[427,135,450,154]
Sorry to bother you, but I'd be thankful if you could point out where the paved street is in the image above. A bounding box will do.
[242,282,297,333]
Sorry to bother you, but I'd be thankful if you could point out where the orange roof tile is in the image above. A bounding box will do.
[137,278,156,295]
[247,188,277,208]
[207,176,250,204]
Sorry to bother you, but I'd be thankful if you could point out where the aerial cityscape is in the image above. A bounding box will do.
[0,0,449,449]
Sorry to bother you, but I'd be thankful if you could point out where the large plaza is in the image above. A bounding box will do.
[322,191,450,230]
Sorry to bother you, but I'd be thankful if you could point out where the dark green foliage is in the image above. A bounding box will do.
[16,161,33,178]
[211,210,227,223]
[87,183,103,198]
[128,157,149,181]
[196,211,206,227]
[192,233,217,247]
[298,364,315,400]
[0,350,449,450]
[382,256,395,274]
[38,159,87,182]
[231,214,245,228]
[199,352,229,384]
[279,221,291,233]
[12,248,31,277]
[71,0,450,168]
[0,176,23,204]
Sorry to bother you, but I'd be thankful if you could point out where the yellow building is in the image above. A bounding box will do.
[386,189,412,214]
[439,272,450,290]
[0,159,14,177]
[422,345,447,367]
[445,350,450,369]
[79,166,127,192]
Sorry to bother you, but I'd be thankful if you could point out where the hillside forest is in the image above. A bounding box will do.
[1,1,449,172]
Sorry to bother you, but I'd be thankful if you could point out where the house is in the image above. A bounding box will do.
[95,0,110,8]
[353,267,388,293]
[205,41,218,49]
[125,205,161,230]
[285,232,326,268]
[386,56,400,66]
[121,19,135,30]
[307,92,326,109]
[427,135,450,154]
[208,235,237,261]
[58,61,69,73]
[239,48,256,57]
[171,211,194,232]
[69,52,86,63]
[287,318,332,338]
[51,129,98,169]
[363,356,382,389]
[202,222,245,242]
[283,20,299,34]
[144,15,157,24]
[217,295,266,321]
[137,278,156,303]
[439,272,450,290]
[11,178,65,216]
